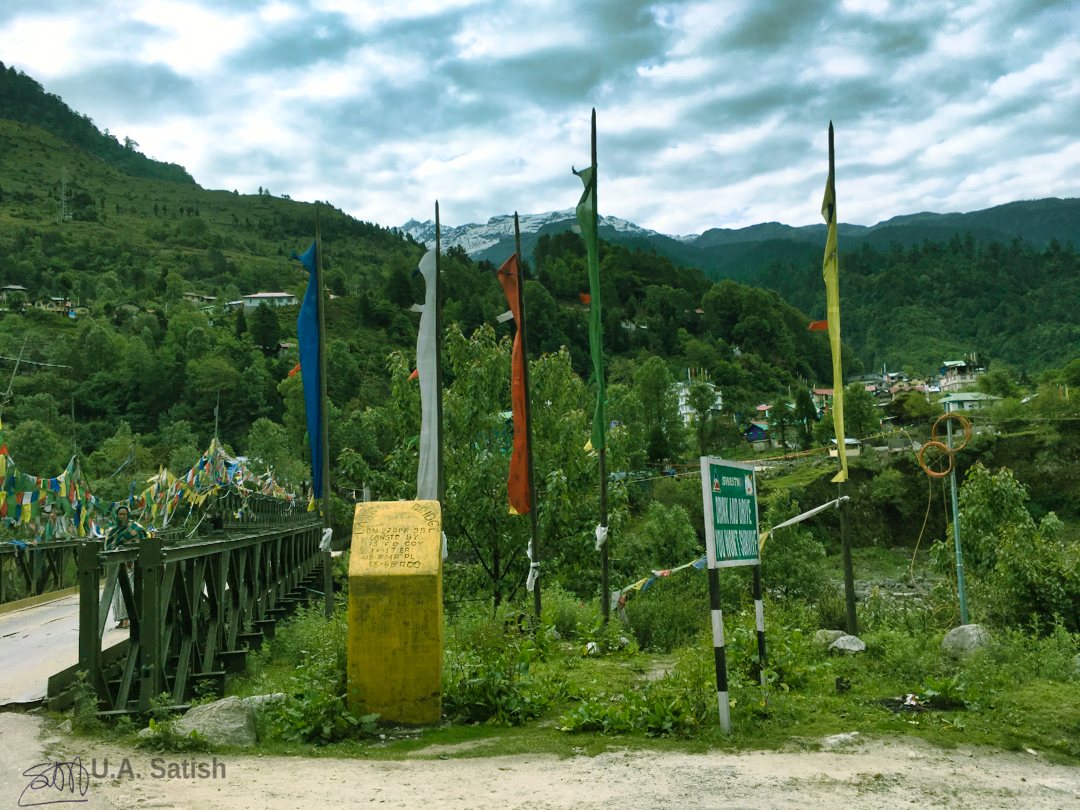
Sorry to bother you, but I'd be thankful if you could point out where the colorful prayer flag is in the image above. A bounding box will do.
[497,253,531,515]
[808,319,828,331]
[821,122,848,483]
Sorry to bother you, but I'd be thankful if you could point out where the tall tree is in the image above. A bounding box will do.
[249,303,280,350]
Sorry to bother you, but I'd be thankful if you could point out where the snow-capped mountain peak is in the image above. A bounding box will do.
[399,210,666,256]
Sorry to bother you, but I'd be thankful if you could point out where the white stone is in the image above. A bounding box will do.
[173,695,256,747]
[941,624,989,658]
[829,634,866,654]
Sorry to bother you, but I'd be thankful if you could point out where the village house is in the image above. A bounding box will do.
[938,392,1001,413]
[939,359,984,392]
[226,292,299,311]
[0,284,28,306]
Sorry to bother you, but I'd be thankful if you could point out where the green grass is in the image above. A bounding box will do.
[758,460,835,492]
[173,590,1079,763]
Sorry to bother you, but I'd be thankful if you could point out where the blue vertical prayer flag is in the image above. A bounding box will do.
[295,241,324,499]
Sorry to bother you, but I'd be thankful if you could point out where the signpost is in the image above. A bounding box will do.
[699,456,764,733]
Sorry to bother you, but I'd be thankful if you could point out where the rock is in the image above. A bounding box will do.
[814,629,846,647]
[173,696,256,747]
[941,624,989,658]
[1071,654,1080,681]
[239,693,286,711]
[137,726,155,739]
[584,641,599,656]
[56,719,72,734]
[618,636,632,650]
[829,634,866,654]
[821,731,860,749]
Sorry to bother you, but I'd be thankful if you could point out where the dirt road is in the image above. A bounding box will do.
[1,713,1077,809]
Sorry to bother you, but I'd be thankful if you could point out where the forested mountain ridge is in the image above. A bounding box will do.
[0,61,195,185]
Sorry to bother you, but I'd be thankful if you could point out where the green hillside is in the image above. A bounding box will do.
[0,67,846,506]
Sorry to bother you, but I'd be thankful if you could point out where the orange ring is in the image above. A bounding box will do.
[918,440,953,479]
[931,413,972,451]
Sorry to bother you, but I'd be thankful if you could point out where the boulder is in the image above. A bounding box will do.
[941,624,989,658]
[173,696,256,747]
[814,629,846,647]
[829,634,866,654]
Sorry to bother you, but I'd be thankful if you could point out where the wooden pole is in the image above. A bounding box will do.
[514,213,542,619]
[435,202,445,507]
[316,208,333,618]
[592,109,610,624]
[828,124,857,636]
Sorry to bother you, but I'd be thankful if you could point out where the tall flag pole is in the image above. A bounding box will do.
[573,108,610,623]
[496,214,542,618]
[435,202,445,509]
[821,121,857,635]
[315,208,333,617]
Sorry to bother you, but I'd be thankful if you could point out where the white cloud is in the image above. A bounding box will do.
[1,0,1077,234]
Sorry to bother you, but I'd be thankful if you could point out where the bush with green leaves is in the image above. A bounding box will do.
[758,491,828,603]
[616,501,702,580]
[254,600,380,745]
[70,670,103,734]
[135,692,211,753]
[624,573,709,652]
[442,602,559,725]
[934,463,1079,630]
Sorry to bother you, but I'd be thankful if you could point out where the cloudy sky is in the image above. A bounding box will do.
[2,0,1078,235]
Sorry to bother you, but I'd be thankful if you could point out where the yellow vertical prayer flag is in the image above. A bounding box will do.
[822,122,847,483]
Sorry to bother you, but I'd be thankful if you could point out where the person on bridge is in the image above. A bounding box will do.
[107,505,149,629]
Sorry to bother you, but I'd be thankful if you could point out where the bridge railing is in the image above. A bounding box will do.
[0,539,82,605]
[70,513,323,713]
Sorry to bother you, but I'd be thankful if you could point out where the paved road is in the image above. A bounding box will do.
[0,591,127,706]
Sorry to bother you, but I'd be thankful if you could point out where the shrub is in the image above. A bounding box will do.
[759,491,829,603]
[255,599,380,745]
[624,574,709,652]
[442,602,559,725]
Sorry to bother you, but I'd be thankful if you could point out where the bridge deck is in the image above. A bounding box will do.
[0,591,128,706]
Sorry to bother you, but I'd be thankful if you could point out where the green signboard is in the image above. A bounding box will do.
[700,457,760,568]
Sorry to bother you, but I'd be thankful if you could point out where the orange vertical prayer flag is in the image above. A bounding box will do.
[497,253,531,515]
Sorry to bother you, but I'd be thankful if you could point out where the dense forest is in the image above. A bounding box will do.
[755,235,1080,373]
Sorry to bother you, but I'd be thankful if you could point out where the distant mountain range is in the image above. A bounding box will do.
[402,197,1080,282]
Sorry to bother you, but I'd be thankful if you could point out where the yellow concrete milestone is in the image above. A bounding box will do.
[347,500,442,725]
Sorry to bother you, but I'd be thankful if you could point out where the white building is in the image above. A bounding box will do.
[232,292,299,310]
[938,392,1000,412]
[673,379,723,425]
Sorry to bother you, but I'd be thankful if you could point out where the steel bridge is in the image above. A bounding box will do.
[0,494,331,714]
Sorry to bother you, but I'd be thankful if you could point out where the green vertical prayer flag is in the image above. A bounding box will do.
[574,163,605,451]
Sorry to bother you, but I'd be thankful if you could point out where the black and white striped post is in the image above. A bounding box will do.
[752,565,767,686]
[700,456,763,734]
[706,556,730,733]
